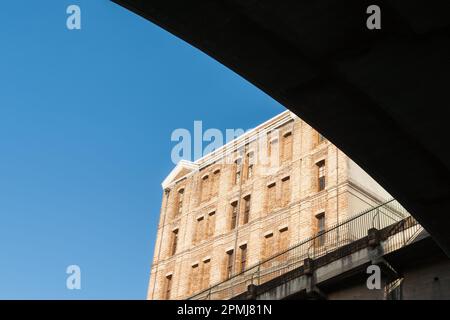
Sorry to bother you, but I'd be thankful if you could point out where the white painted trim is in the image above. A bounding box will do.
[269,136,280,143]
[195,111,293,168]
[246,149,256,156]
[229,198,239,204]
[225,246,234,253]
[201,173,210,180]
[264,231,274,237]
[242,192,252,199]
[160,111,295,189]
[315,157,326,165]
[314,209,326,217]
[267,181,276,187]
[234,156,243,164]
[161,160,198,189]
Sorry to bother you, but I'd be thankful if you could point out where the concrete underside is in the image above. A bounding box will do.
[111,0,450,255]
[242,235,450,300]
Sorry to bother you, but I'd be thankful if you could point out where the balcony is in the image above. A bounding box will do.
[188,199,423,300]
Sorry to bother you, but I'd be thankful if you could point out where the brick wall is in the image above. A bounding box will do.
[147,112,389,299]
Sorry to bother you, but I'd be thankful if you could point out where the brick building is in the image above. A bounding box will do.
[147,111,391,300]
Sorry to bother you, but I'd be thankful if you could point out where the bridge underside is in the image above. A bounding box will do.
[241,235,450,300]
[112,0,450,255]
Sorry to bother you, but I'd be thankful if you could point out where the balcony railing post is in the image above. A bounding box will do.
[402,223,406,246]
[336,223,340,247]
[257,265,261,285]
[377,208,381,229]
[368,228,381,248]
[206,288,211,300]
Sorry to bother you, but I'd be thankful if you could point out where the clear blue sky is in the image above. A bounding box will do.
[0,1,285,299]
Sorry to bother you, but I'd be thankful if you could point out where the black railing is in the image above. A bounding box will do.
[188,199,421,300]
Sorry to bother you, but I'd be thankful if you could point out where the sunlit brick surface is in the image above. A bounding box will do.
[148,111,391,300]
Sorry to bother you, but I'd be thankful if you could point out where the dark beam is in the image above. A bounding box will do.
[111,0,450,255]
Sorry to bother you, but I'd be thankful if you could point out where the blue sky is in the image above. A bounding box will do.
[0,1,284,299]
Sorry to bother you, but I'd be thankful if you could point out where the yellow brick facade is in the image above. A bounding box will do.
[147,111,390,300]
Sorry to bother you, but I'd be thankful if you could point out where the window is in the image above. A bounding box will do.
[316,212,325,246]
[239,244,247,273]
[282,132,293,162]
[263,233,274,260]
[177,189,184,216]
[201,175,210,202]
[212,169,220,196]
[202,259,211,289]
[243,195,251,224]
[246,151,254,179]
[165,275,172,300]
[230,202,238,230]
[269,138,279,167]
[279,227,289,252]
[171,229,178,256]
[190,264,199,294]
[276,227,289,263]
[267,183,276,213]
[317,160,326,191]
[194,216,205,244]
[281,176,291,206]
[226,250,234,279]
[207,211,216,238]
[234,159,242,185]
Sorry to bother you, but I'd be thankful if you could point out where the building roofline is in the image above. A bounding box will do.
[161,160,198,189]
[194,110,294,167]
[161,110,295,189]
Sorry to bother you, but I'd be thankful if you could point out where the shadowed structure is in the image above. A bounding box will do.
[111,0,450,256]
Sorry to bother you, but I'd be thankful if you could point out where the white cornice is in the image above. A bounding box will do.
[161,110,295,189]
[161,160,198,189]
[195,110,294,169]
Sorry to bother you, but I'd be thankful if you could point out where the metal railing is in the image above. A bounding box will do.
[188,199,421,300]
